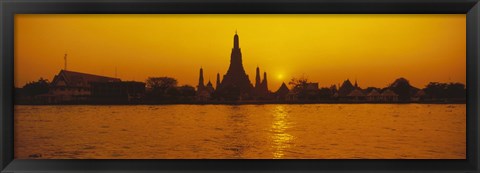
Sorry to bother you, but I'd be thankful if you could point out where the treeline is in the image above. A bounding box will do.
[423,82,466,99]
[287,77,466,102]
[19,78,50,97]
[16,76,466,104]
[144,77,196,102]
[288,76,333,100]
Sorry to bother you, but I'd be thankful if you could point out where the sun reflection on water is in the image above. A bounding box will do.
[14,104,466,159]
[271,105,294,159]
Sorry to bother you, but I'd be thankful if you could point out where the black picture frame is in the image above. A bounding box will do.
[1,0,479,172]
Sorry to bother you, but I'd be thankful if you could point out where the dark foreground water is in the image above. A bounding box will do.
[14,104,465,159]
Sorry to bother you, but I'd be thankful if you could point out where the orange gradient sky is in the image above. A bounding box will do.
[15,14,466,90]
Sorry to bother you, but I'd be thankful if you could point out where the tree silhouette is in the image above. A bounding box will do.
[22,78,50,97]
[145,77,178,99]
[424,82,465,99]
[288,76,308,91]
[445,83,466,99]
[319,87,333,99]
[424,82,448,99]
[146,77,177,90]
[178,85,196,97]
[289,76,310,100]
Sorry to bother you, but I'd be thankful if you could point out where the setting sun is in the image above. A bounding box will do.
[14,14,467,160]
[15,14,465,91]
[277,74,284,80]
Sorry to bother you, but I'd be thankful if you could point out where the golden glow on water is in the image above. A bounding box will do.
[14,104,466,159]
[271,105,294,158]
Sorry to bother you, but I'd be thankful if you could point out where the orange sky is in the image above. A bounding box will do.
[14,14,466,90]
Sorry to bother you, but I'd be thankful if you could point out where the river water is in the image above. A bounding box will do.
[14,104,465,159]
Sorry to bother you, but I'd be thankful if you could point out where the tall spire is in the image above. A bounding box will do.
[216,31,254,100]
[233,31,239,49]
[225,31,246,75]
[255,66,261,88]
[198,67,205,88]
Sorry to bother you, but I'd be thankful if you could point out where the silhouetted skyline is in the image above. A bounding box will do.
[15,14,466,89]
[15,32,466,104]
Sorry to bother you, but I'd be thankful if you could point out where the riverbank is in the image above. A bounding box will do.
[15,99,466,105]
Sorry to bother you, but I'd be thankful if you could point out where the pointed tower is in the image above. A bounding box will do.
[206,80,214,93]
[255,66,261,88]
[261,72,268,92]
[234,30,239,49]
[216,32,254,100]
[198,67,205,89]
[216,73,221,89]
[224,31,248,76]
[354,79,358,88]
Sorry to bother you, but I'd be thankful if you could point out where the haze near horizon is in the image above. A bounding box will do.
[15,14,466,90]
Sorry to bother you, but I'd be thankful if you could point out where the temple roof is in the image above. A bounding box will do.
[52,70,120,88]
[347,89,365,97]
[367,89,381,96]
[381,89,398,96]
[275,82,290,95]
[338,79,355,96]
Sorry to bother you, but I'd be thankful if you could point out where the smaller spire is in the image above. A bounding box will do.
[262,72,268,92]
[206,79,213,88]
[216,73,221,89]
[255,67,261,88]
[198,67,205,88]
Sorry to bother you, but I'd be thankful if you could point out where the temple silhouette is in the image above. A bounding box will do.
[15,32,466,104]
[197,32,270,100]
